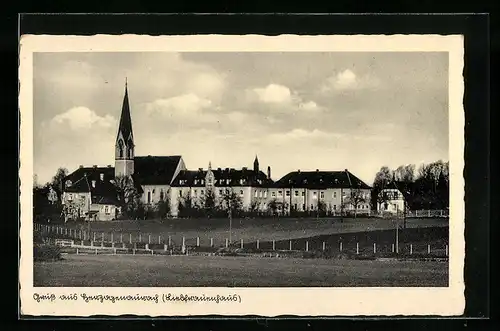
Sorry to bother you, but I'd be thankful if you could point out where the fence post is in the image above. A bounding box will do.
[322,242,326,251]
[114,248,116,255]
[210,238,213,247]
[148,235,151,244]
[182,237,185,249]
[392,243,395,253]
[111,233,114,243]
[164,244,167,252]
[95,248,98,255]
[240,239,244,249]
[120,233,123,243]
[306,241,309,252]
[76,248,79,255]
[139,233,142,243]
[356,242,359,255]
[428,210,431,217]
[427,244,431,254]
[197,237,200,247]
[158,235,161,244]
[129,233,132,244]
[101,232,104,242]
[272,240,275,251]
[101,239,104,247]
[340,242,343,252]
[373,243,376,254]
[257,240,260,249]
[168,236,172,246]
[410,244,413,255]
[225,238,228,248]
[289,240,292,251]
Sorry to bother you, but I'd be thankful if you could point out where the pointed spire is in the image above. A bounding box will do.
[208,161,212,170]
[117,79,133,142]
[253,154,259,173]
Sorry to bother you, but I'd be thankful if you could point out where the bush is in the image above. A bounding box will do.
[34,245,62,262]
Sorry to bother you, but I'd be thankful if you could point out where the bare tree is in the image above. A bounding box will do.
[113,175,140,218]
[345,187,368,218]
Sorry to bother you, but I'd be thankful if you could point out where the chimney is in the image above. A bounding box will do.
[267,166,271,179]
[316,169,319,172]
[198,168,203,172]
[298,169,301,174]
[79,165,84,169]
[242,167,247,171]
[107,164,112,168]
[93,165,97,168]
[217,167,221,172]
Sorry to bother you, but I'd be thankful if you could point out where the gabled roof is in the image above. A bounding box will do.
[117,83,133,142]
[274,170,371,189]
[133,155,182,185]
[63,166,119,204]
[171,167,273,188]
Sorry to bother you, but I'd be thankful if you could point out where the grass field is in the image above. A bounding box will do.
[34,254,448,287]
[59,217,448,247]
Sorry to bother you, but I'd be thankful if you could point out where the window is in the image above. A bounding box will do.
[286,190,290,197]
[105,206,110,214]
[68,194,73,201]
[147,192,151,204]
[272,191,276,197]
[313,191,317,196]
[333,205,337,210]
[302,204,305,210]
[254,191,258,198]
[219,189,223,195]
[160,189,164,201]
[194,190,197,196]
[100,173,104,181]
[152,189,155,194]
[201,179,205,185]
[310,204,314,210]
[200,190,204,195]
[333,192,337,198]
[118,139,124,158]
[295,190,299,197]
[320,192,325,199]
[264,191,267,198]
[259,191,263,198]
[179,191,183,197]
[301,191,305,197]
[240,190,244,196]
[278,191,283,197]
[294,203,297,210]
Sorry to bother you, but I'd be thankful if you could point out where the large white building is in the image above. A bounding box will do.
[62,84,371,221]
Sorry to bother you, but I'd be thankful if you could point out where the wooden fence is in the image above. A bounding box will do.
[34,223,449,258]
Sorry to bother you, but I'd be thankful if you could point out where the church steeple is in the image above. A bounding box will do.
[253,155,259,173]
[115,80,135,178]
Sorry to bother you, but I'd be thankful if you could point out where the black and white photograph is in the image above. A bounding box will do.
[20,34,465,316]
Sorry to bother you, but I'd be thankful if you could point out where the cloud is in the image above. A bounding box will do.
[321,69,381,92]
[49,107,116,131]
[253,84,293,104]
[268,129,343,144]
[248,84,323,114]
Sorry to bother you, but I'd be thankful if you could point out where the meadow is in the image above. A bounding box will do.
[34,254,449,287]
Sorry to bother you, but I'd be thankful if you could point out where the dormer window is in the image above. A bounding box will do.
[100,173,104,181]
[91,180,96,188]
[226,179,230,185]
[65,180,72,188]
[201,179,205,185]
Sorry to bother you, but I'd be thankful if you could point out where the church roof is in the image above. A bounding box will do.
[274,170,371,190]
[117,83,133,142]
[171,167,273,187]
[133,155,183,185]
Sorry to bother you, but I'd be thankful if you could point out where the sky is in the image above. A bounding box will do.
[33,51,449,186]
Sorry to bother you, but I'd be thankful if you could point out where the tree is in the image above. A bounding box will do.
[51,167,68,200]
[371,166,393,210]
[155,189,170,219]
[113,175,141,219]
[219,188,243,217]
[249,198,260,216]
[317,200,327,217]
[201,188,217,217]
[345,187,368,218]
[267,199,279,217]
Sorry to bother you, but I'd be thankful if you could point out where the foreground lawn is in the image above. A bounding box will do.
[60,217,448,247]
[34,254,448,287]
